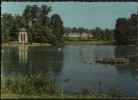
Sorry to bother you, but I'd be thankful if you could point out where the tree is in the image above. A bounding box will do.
[114,14,137,45]
[39,5,52,26]
[8,22,18,41]
[78,27,85,34]
[72,27,78,33]
[1,13,14,42]
[92,27,104,40]
[30,21,57,45]
[104,29,114,40]
[23,5,32,26]
[64,27,72,34]
[2,5,65,45]
[31,5,40,24]
[14,14,27,28]
[50,14,64,42]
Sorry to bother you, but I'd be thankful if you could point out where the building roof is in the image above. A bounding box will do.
[67,33,80,35]
[64,33,92,36]
[19,28,27,32]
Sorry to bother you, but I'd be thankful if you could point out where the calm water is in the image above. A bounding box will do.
[1,45,137,96]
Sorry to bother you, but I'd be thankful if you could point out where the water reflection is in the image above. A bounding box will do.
[61,45,137,96]
[28,46,64,76]
[1,45,137,96]
[114,46,137,76]
[18,46,28,63]
[1,46,64,77]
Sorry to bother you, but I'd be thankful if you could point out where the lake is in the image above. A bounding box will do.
[1,45,137,96]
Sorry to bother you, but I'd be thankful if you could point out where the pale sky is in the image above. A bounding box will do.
[1,2,137,29]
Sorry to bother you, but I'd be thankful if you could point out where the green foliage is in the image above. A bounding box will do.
[23,5,32,25]
[1,5,64,45]
[92,27,114,41]
[30,21,58,45]
[64,27,92,34]
[77,88,91,96]
[50,14,64,43]
[114,14,137,45]
[1,13,14,42]
[39,5,52,26]
[111,88,122,98]
[8,22,19,41]
[14,14,28,28]
[1,74,59,96]
[30,5,40,23]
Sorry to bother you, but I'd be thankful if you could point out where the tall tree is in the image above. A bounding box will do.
[78,27,85,34]
[31,5,40,24]
[39,5,52,26]
[50,14,64,42]
[72,27,78,33]
[114,14,137,45]
[8,21,18,41]
[1,13,14,42]
[14,14,27,28]
[23,5,32,26]
[92,27,104,40]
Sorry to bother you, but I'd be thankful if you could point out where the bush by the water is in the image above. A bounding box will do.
[77,88,91,96]
[1,74,59,95]
[111,88,122,98]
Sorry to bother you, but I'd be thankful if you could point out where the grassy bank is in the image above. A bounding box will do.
[1,93,110,99]
[1,93,138,99]
[1,74,137,99]
[1,43,52,46]
[64,40,114,45]
[1,40,114,46]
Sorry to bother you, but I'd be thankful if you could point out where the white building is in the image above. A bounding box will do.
[63,33,93,40]
[18,28,28,44]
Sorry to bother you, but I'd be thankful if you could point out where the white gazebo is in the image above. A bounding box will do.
[18,28,28,44]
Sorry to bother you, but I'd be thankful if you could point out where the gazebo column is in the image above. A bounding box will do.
[21,33,23,43]
[23,34,25,43]
[19,34,21,43]
[25,33,27,43]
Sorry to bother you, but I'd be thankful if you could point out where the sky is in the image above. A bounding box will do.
[1,2,137,29]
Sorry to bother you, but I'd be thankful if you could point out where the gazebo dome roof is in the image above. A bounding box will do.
[19,28,27,32]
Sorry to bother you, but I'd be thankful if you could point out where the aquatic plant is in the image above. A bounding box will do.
[98,82,102,94]
[77,87,91,96]
[60,79,70,99]
[111,87,122,98]
[92,82,97,94]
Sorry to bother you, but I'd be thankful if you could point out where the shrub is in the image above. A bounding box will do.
[77,87,91,96]
[111,88,122,98]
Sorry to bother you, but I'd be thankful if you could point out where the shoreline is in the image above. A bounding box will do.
[1,41,114,47]
[1,43,53,47]
[64,40,114,45]
[1,93,137,99]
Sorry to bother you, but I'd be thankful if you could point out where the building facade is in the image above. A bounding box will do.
[63,33,93,40]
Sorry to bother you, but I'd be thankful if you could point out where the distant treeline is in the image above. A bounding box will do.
[2,5,64,45]
[1,4,137,45]
[114,14,137,45]
[64,27,114,41]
